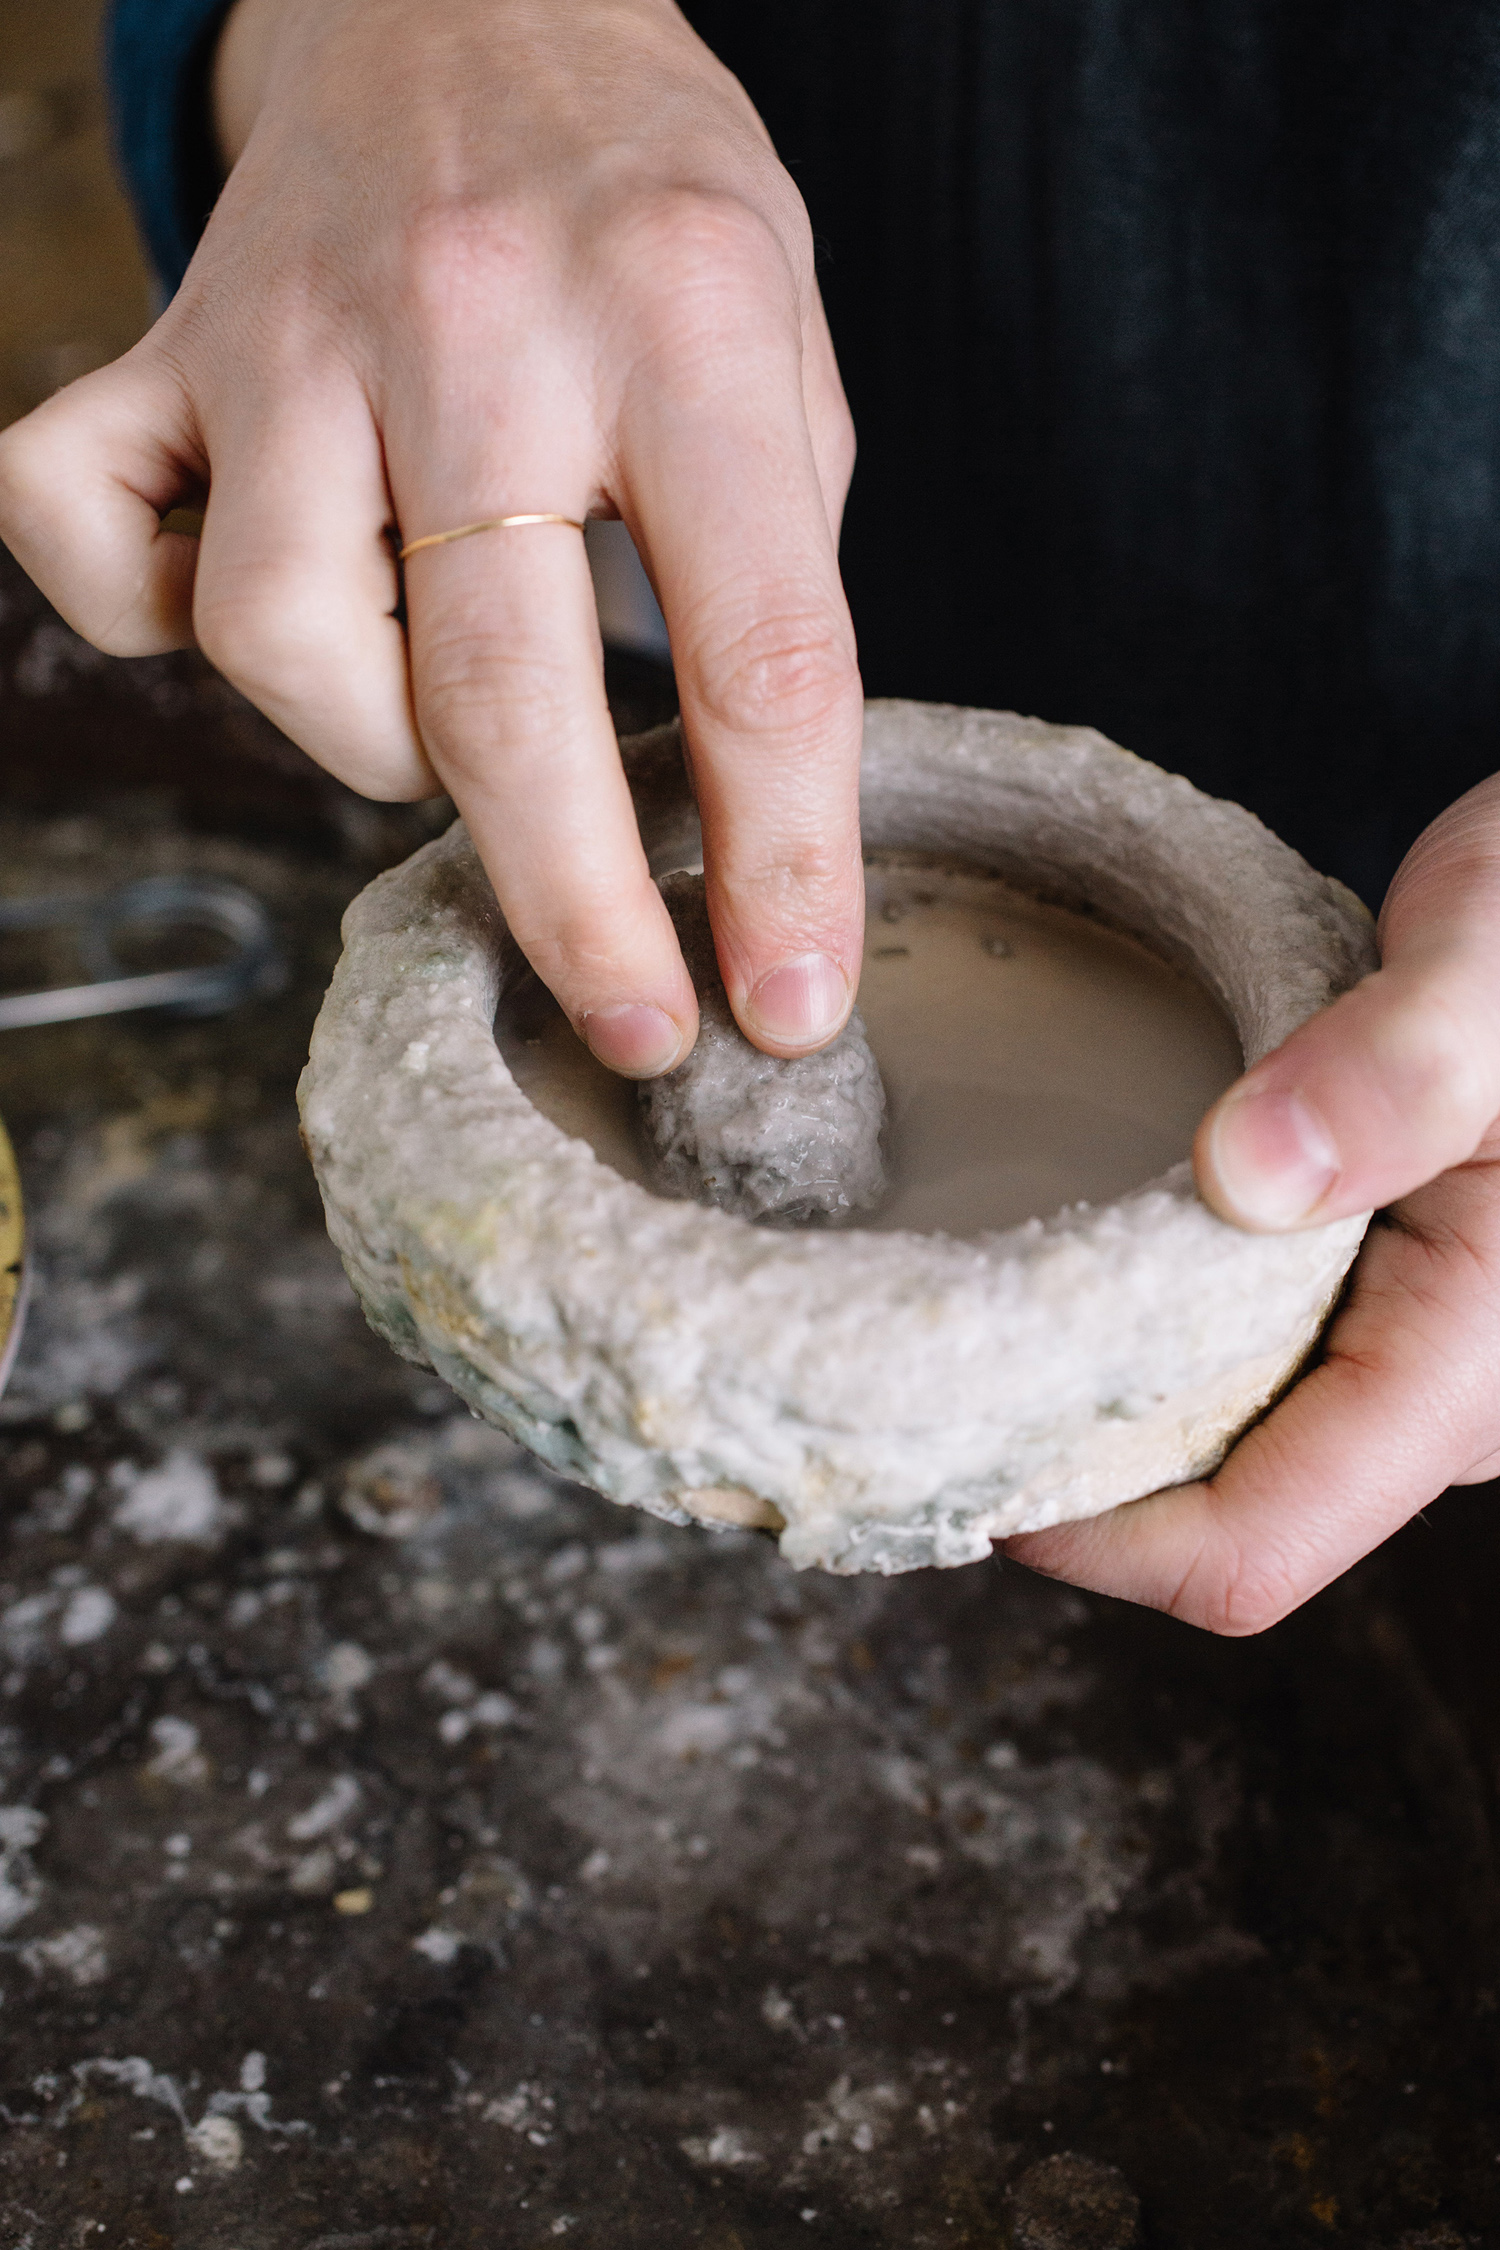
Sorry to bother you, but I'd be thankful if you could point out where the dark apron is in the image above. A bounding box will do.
[683,0,1500,903]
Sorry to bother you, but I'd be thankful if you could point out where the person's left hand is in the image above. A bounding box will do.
[1004,773,1500,1633]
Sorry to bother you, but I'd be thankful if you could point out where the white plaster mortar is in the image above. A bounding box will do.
[298,702,1377,1574]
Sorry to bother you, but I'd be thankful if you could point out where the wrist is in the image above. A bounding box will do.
[211,0,696,172]
[212,0,301,168]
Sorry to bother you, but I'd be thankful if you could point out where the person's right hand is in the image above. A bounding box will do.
[0,0,864,1077]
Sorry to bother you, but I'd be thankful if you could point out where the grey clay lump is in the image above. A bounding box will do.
[637,871,889,1227]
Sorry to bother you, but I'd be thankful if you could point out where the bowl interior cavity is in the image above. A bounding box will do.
[495,852,1243,1238]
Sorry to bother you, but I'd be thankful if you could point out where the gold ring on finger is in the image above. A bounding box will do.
[397,513,588,562]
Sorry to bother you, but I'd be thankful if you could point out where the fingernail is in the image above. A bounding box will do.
[581,1003,684,1079]
[743,954,850,1050]
[1206,1085,1340,1229]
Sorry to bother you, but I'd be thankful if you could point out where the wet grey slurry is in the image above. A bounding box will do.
[0,633,1494,2243]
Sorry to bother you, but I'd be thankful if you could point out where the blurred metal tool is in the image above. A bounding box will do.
[0,876,285,1031]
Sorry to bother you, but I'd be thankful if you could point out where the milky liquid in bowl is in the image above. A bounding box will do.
[495,857,1243,1237]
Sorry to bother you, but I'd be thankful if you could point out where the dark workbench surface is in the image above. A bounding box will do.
[0,553,1494,2249]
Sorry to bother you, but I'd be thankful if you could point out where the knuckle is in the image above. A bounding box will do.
[825,402,857,492]
[0,408,84,554]
[717,820,862,926]
[1181,1540,1299,1638]
[693,607,861,745]
[516,909,637,995]
[613,188,795,334]
[0,430,132,657]
[392,197,542,326]
[90,612,165,662]
[1398,983,1495,1126]
[194,573,322,705]
[0,420,44,521]
[415,630,572,772]
[197,577,434,801]
[353,765,436,808]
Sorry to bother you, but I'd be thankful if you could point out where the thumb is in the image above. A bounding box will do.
[1196,776,1500,1231]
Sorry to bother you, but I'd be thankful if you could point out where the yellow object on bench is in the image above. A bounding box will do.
[0,1114,26,1397]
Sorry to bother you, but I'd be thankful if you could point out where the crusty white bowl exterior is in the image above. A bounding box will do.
[298,702,1378,1574]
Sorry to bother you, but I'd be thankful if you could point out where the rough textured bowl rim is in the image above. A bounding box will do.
[299,702,1378,1574]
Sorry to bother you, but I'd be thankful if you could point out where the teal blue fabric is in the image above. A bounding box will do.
[105,0,1500,900]
[105,0,231,295]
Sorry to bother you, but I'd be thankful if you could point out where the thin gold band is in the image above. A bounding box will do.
[397,512,587,561]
